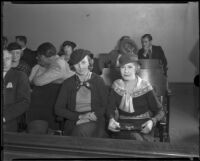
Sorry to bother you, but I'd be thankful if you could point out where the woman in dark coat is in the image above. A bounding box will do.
[55,49,108,137]
[107,53,165,141]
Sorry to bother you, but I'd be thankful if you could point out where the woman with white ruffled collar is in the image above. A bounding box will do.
[107,53,165,141]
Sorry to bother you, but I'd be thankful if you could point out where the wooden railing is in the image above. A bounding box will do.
[3,132,199,160]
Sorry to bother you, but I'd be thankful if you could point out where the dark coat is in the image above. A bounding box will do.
[54,73,108,134]
[3,68,31,132]
[138,45,168,75]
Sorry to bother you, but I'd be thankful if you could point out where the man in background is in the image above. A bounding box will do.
[138,34,168,76]
[16,35,37,68]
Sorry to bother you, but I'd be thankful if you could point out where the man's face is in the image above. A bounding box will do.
[10,49,22,63]
[3,50,12,72]
[16,39,25,48]
[141,37,152,50]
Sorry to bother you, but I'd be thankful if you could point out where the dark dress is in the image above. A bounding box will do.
[54,73,108,137]
[27,83,62,130]
[107,77,165,141]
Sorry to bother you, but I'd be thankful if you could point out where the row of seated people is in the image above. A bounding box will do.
[3,40,165,142]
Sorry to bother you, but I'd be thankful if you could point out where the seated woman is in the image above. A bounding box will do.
[55,49,108,137]
[107,54,165,141]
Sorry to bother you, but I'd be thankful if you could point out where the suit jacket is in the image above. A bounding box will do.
[138,45,168,75]
[3,68,31,132]
[21,48,37,68]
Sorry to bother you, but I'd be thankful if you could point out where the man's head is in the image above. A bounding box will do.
[36,42,57,66]
[7,42,23,64]
[141,34,153,50]
[16,36,27,48]
[3,49,12,72]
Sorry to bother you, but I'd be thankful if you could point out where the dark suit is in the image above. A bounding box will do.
[21,48,37,68]
[138,45,168,75]
[3,68,31,132]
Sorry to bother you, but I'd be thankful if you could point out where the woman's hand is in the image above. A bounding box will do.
[79,112,97,121]
[108,118,120,132]
[141,119,153,134]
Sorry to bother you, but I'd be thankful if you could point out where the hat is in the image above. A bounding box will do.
[7,42,22,51]
[62,41,76,49]
[119,53,140,66]
[68,49,91,66]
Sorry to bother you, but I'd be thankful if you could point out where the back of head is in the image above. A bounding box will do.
[37,42,57,57]
[16,35,27,44]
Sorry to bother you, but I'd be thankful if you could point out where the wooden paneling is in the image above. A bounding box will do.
[3,132,199,159]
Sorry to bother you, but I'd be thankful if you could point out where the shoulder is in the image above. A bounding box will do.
[153,45,162,50]
[62,74,76,86]
[11,68,28,81]
[90,72,104,84]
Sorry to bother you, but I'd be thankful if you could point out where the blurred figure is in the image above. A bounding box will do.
[138,34,168,76]
[2,36,8,49]
[7,42,31,76]
[58,40,76,61]
[28,42,74,131]
[98,35,138,82]
[55,49,108,137]
[3,49,30,132]
[16,35,37,68]
[107,54,165,141]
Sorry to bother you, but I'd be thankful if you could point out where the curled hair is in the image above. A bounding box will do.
[69,55,94,72]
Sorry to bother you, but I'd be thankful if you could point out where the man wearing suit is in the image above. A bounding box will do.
[138,34,168,76]
[3,49,31,132]
[16,36,37,68]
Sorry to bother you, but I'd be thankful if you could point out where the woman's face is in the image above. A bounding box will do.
[74,56,90,76]
[63,45,73,60]
[120,62,137,81]
[10,49,22,63]
[3,50,12,72]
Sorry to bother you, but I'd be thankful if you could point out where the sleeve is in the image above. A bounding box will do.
[32,65,63,86]
[106,88,118,119]
[159,46,168,75]
[4,72,31,122]
[146,90,165,126]
[94,77,109,119]
[54,81,79,121]
[29,64,40,82]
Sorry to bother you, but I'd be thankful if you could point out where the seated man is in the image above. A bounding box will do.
[16,35,37,69]
[137,34,168,76]
[7,42,31,77]
[3,49,31,132]
[28,42,74,131]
